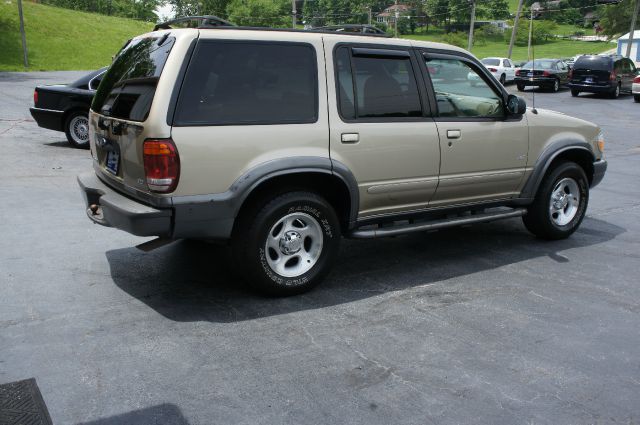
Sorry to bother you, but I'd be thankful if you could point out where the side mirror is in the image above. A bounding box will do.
[507,94,526,116]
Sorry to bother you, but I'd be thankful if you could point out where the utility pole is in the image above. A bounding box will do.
[292,0,296,28]
[394,0,399,37]
[368,6,372,26]
[626,0,640,59]
[467,0,476,52]
[508,0,525,59]
[527,5,534,60]
[17,0,28,68]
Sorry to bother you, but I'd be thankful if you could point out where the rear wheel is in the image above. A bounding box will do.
[64,111,90,149]
[523,162,589,240]
[499,74,506,85]
[634,94,640,103]
[551,78,560,92]
[517,83,525,92]
[232,191,341,296]
[610,83,620,99]
[571,89,580,97]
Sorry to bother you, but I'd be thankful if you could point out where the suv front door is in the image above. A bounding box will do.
[420,52,529,206]
[326,41,440,219]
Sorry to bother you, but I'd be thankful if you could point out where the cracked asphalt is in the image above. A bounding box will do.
[1,71,639,424]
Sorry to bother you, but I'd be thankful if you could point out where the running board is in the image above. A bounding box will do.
[348,208,527,239]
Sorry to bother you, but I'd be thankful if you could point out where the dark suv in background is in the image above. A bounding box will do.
[568,55,638,98]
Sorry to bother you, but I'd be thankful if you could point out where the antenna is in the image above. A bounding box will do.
[528,5,538,114]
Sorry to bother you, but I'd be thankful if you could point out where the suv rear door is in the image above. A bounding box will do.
[325,40,440,219]
[91,34,177,197]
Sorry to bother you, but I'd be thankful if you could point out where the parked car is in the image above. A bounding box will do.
[474,57,518,85]
[564,55,582,69]
[78,25,606,295]
[633,75,640,102]
[515,59,570,92]
[568,55,638,99]
[30,67,107,148]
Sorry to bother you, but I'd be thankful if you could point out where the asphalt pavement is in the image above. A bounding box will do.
[1,72,639,424]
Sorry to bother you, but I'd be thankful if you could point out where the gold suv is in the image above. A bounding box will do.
[78,26,607,295]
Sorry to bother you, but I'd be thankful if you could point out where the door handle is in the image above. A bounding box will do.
[447,130,461,139]
[341,133,359,144]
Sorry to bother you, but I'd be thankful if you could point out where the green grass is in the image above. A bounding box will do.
[402,33,611,62]
[0,0,153,71]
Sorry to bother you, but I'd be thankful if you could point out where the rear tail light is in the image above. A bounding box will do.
[143,138,180,193]
[568,69,573,79]
[610,71,617,81]
[516,70,521,76]
[488,67,497,72]
[634,76,640,84]
[542,70,551,77]
[33,90,38,106]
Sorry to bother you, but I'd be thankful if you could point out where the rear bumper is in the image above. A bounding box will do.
[568,82,614,93]
[591,159,607,188]
[514,77,557,86]
[29,107,64,132]
[632,82,640,95]
[78,173,172,237]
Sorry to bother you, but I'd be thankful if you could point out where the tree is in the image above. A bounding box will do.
[600,0,637,37]
[484,0,510,20]
[226,0,290,27]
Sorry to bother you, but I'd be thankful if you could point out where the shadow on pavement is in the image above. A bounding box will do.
[76,403,190,425]
[106,216,624,323]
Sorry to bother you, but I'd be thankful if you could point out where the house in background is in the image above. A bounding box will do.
[376,4,411,25]
[617,30,640,64]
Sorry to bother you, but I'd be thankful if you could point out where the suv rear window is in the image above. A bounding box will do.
[573,56,612,71]
[92,36,175,122]
[173,41,318,126]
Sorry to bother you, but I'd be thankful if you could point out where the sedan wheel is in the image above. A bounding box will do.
[64,111,90,149]
[552,79,560,92]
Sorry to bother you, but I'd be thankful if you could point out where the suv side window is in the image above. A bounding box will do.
[174,41,318,126]
[335,46,422,120]
[425,57,503,119]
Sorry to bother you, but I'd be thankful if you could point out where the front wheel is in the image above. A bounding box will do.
[571,89,580,97]
[634,94,640,103]
[551,78,560,92]
[64,111,90,149]
[232,191,341,296]
[523,162,589,240]
[517,83,525,92]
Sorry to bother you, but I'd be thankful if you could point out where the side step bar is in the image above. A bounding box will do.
[348,208,527,239]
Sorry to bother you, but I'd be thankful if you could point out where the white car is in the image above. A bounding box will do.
[474,57,518,85]
[633,75,640,103]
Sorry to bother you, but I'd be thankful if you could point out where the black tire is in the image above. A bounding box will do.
[571,89,580,97]
[64,110,90,149]
[551,78,560,92]
[500,74,506,85]
[610,83,620,99]
[634,94,640,103]
[523,162,589,240]
[517,83,525,92]
[232,191,341,296]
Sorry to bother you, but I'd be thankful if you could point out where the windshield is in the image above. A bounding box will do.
[481,58,500,66]
[573,56,612,72]
[92,36,175,122]
[523,60,555,69]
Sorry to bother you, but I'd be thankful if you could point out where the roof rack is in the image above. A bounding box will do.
[153,15,235,31]
[313,24,389,36]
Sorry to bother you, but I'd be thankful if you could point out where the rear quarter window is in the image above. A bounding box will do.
[173,40,318,126]
[92,36,175,122]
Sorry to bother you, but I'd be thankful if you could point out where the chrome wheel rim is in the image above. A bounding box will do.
[554,80,559,91]
[69,115,89,145]
[549,177,580,226]
[265,212,323,278]
[615,85,620,97]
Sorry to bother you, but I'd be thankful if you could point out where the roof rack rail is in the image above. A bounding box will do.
[313,24,389,36]
[153,15,235,31]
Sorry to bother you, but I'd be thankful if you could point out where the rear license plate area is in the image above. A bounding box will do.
[106,150,120,175]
